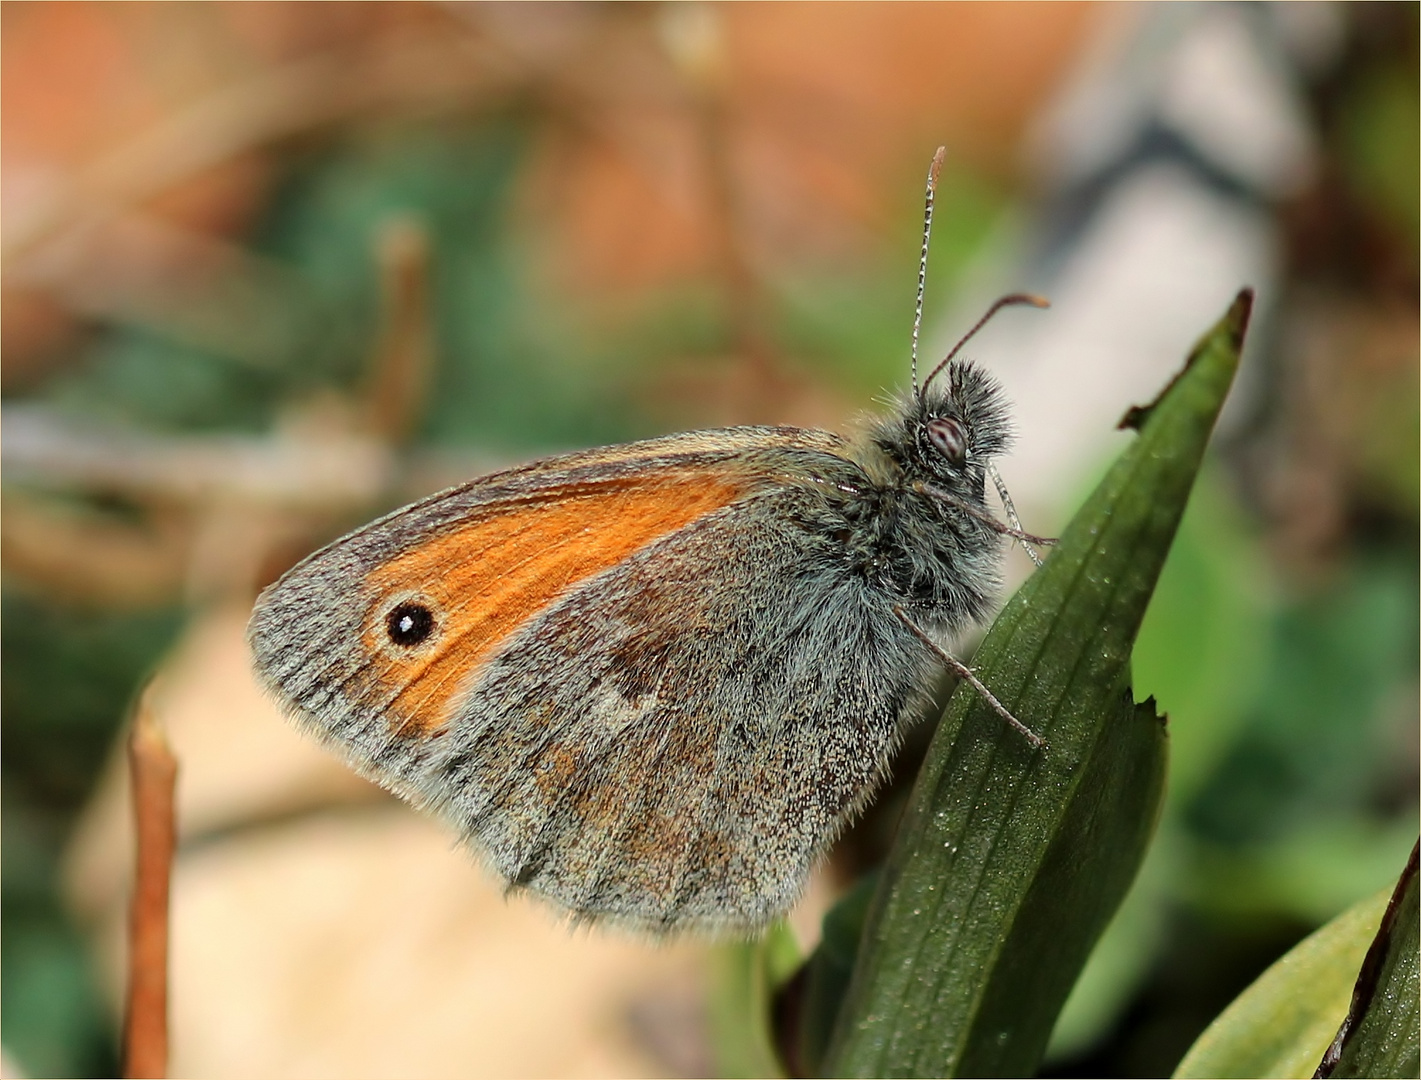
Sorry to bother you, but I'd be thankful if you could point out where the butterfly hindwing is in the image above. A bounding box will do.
[442,501,936,931]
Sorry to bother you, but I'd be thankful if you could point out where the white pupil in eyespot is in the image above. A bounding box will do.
[386,600,435,646]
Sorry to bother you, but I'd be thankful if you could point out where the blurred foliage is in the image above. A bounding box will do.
[2,592,182,812]
[778,162,1009,397]
[46,124,620,446]
[1323,848,1419,1079]
[1045,460,1417,1077]
[1173,884,1390,1079]
[39,122,1007,451]
[1,594,181,1078]
[250,122,635,450]
[708,922,801,1079]
[1186,556,1417,847]
[1339,30,1420,253]
[1,3,1417,1079]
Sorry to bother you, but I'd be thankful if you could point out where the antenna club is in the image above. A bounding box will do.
[928,146,947,189]
[1001,292,1050,310]
[921,292,1052,393]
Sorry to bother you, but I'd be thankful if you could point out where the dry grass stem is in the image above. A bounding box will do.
[364,217,435,445]
[123,691,179,1079]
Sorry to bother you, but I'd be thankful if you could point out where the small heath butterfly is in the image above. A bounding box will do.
[248,149,1051,934]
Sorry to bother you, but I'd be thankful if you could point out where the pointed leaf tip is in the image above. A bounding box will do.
[1227,287,1255,341]
[1119,287,1254,432]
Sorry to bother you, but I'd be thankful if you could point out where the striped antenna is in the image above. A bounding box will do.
[912,147,947,396]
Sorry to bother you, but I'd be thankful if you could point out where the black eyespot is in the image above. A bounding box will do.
[926,417,968,464]
[385,601,436,647]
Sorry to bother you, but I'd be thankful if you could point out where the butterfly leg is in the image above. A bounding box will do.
[917,480,1056,559]
[892,605,1045,749]
[986,462,1053,567]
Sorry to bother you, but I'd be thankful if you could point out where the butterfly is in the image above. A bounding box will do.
[247,149,1050,934]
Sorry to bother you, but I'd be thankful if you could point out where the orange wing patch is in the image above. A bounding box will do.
[359,470,751,737]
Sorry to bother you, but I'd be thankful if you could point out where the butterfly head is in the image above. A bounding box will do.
[919,358,1011,468]
[889,288,1044,496]
[870,361,1011,497]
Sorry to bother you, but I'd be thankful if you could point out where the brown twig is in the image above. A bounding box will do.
[364,216,435,446]
[1,26,523,266]
[1,404,396,509]
[0,403,507,609]
[123,692,179,1080]
[664,3,793,420]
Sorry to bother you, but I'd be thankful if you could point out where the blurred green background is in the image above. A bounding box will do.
[2,3,1415,1077]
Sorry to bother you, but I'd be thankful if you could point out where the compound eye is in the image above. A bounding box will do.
[385,600,437,647]
[926,417,968,464]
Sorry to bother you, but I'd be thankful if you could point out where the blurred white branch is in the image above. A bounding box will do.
[2,404,396,510]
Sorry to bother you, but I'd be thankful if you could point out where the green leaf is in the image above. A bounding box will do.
[710,921,802,1078]
[820,291,1252,1077]
[1318,841,1420,1080]
[789,872,880,1078]
[1174,841,1420,1080]
[1172,887,1391,1079]
[1050,470,1274,1060]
